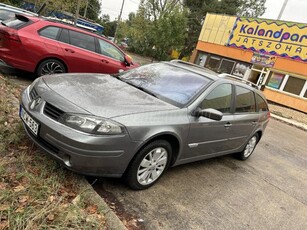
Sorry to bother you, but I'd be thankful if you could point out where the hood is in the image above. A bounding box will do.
[42,73,177,118]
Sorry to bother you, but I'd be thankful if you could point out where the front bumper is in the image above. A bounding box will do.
[20,86,142,177]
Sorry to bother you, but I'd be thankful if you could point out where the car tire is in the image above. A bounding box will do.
[235,133,259,161]
[36,59,66,77]
[125,140,172,190]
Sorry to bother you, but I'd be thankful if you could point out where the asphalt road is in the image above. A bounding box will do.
[94,119,307,230]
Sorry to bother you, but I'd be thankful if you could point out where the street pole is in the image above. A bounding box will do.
[114,0,125,43]
[74,0,81,27]
[277,0,289,20]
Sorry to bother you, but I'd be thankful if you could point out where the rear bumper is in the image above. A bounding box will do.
[0,48,35,72]
[0,58,16,70]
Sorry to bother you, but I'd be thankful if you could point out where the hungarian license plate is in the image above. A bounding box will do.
[20,106,39,136]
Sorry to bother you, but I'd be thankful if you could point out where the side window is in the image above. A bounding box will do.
[255,94,269,112]
[69,30,95,52]
[98,39,124,62]
[58,28,69,44]
[201,84,232,113]
[39,26,60,40]
[235,86,256,113]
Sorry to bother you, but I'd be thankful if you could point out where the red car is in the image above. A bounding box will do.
[0,14,138,76]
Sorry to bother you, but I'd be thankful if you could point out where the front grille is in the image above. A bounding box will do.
[44,102,64,121]
[29,88,38,100]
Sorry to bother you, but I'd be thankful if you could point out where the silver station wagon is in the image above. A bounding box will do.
[20,61,270,189]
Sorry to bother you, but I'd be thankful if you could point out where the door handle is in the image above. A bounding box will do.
[64,48,75,53]
[224,122,232,128]
[101,59,109,64]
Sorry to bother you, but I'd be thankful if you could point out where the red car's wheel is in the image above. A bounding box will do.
[36,59,66,77]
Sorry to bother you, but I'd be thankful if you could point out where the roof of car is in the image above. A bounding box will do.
[12,14,124,52]
[168,60,219,81]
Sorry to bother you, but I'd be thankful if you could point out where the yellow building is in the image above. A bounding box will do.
[190,13,307,113]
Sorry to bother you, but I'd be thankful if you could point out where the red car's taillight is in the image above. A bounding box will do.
[0,29,20,42]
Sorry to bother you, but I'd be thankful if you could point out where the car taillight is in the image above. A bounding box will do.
[268,111,271,119]
[0,29,20,42]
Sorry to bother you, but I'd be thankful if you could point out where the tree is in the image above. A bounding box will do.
[238,0,266,17]
[79,0,101,21]
[98,14,117,36]
[178,0,266,59]
[124,0,188,60]
[1,0,23,6]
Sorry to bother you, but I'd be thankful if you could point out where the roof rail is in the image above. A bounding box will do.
[170,60,218,76]
[219,73,259,89]
[170,59,208,70]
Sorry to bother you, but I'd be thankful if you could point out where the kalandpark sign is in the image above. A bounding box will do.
[228,18,307,62]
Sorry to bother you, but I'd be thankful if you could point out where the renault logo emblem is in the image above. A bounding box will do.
[30,97,41,110]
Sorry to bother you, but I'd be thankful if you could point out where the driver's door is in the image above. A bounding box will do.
[96,38,128,74]
[185,84,235,159]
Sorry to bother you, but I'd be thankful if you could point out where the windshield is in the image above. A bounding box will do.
[119,63,212,107]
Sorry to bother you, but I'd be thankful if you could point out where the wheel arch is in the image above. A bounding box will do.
[35,57,68,74]
[124,132,181,174]
[255,130,263,142]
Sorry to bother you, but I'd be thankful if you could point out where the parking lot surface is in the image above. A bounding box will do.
[94,119,307,229]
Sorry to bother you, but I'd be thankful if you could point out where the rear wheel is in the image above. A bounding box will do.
[125,140,172,190]
[36,59,66,76]
[235,133,259,160]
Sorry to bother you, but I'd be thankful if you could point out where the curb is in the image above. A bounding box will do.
[271,114,307,131]
[80,178,127,230]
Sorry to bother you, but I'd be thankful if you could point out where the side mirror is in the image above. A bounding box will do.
[124,54,133,66]
[193,108,223,121]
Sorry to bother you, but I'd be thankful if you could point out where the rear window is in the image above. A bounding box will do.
[1,15,31,29]
[0,9,15,21]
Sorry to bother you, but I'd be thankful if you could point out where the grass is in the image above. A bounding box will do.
[0,76,106,229]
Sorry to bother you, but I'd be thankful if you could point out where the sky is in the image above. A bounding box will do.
[99,0,140,20]
[100,0,307,23]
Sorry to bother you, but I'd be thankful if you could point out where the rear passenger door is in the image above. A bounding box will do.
[230,85,260,149]
[57,29,101,73]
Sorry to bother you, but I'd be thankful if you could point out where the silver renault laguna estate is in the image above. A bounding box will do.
[20,60,270,189]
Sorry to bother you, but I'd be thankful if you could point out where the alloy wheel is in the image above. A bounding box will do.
[137,147,168,186]
[243,136,257,158]
[41,62,64,75]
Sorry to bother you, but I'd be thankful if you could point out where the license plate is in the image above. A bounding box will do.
[20,106,39,136]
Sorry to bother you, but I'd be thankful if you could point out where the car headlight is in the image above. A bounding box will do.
[59,114,124,135]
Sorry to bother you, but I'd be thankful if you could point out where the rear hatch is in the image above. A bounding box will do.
[0,14,35,47]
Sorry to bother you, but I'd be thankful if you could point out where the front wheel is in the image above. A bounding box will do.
[36,59,66,77]
[235,133,259,160]
[125,140,172,190]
